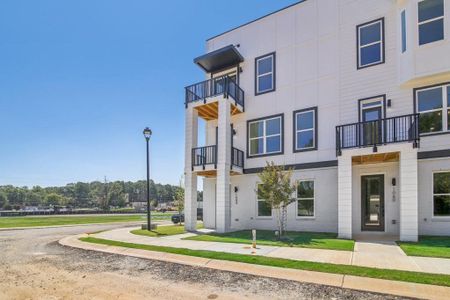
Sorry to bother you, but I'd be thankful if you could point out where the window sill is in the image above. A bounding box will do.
[255,216,273,220]
[431,217,450,222]
[295,217,315,221]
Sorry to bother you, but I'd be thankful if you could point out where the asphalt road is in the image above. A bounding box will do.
[0,224,411,300]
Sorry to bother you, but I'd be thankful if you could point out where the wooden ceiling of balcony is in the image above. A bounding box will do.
[195,102,242,121]
[352,152,400,165]
[195,169,243,177]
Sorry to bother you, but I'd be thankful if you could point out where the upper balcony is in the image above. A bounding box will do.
[185,76,244,120]
[185,45,245,120]
[191,145,244,177]
[336,113,420,156]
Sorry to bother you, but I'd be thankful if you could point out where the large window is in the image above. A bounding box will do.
[357,18,385,69]
[401,10,407,53]
[433,171,450,217]
[294,107,317,152]
[415,83,450,134]
[248,114,283,157]
[297,181,315,217]
[255,52,275,95]
[257,184,272,217]
[418,0,444,45]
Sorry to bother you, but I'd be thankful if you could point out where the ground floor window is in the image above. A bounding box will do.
[297,180,314,217]
[433,171,450,217]
[257,184,272,217]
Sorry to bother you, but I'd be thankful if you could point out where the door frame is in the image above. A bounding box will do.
[361,173,385,232]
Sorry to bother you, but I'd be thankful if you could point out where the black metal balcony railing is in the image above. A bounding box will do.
[185,76,245,109]
[192,145,217,169]
[336,113,420,155]
[231,147,244,169]
[191,145,244,170]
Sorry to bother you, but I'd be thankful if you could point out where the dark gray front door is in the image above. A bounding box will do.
[361,174,385,231]
[362,106,382,146]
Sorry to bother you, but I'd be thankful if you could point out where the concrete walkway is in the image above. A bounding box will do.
[93,227,450,275]
[60,233,450,300]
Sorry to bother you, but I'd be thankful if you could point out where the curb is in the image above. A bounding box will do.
[59,234,450,300]
[0,221,145,231]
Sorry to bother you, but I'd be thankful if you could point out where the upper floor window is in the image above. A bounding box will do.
[297,180,315,218]
[257,184,272,217]
[418,0,444,45]
[248,114,283,157]
[255,52,275,95]
[357,18,385,69]
[415,83,450,134]
[293,107,317,152]
[401,10,407,53]
[433,171,450,217]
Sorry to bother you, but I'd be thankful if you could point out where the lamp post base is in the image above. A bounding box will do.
[141,224,158,230]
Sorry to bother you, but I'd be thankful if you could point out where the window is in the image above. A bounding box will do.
[357,18,385,69]
[294,107,317,152]
[401,10,407,53]
[255,53,275,94]
[257,184,272,217]
[297,181,314,217]
[418,0,444,45]
[433,172,450,217]
[415,83,450,134]
[248,114,283,157]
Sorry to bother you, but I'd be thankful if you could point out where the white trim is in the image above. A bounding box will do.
[358,19,384,68]
[417,0,445,45]
[256,54,274,93]
[359,96,385,121]
[296,179,315,218]
[432,170,450,218]
[248,116,282,156]
[294,109,316,151]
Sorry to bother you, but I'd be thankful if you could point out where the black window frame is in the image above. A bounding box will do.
[413,81,450,137]
[418,0,445,46]
[432,171,450,217]
[255,52,276,95]
[401,10,407,53]
[293,107,318,153]
[247,113,284,158]
[356,17,385,70]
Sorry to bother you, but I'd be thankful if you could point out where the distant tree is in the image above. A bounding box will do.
[257,162,296,238]
[45,193,68,206]
[0,192,7,209]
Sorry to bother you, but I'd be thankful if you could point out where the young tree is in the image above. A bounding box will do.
[257,162,296,238]
[173,187,184,225]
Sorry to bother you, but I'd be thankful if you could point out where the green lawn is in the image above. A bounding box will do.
[80,236,450,287]
[398,236,450,259]
[0,215,147,228]
[184,230,354,251]
[131,223,203,237]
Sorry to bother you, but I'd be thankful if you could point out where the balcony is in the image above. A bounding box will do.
[191,145,244,177]
[336,114,420,156]
[185,76,244,120]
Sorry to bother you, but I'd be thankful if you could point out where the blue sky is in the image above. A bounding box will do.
[0,0,298,187]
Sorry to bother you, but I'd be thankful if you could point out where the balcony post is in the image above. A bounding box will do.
[338,153,352,239]
[216,97,232,233]
[184,105,198,231]
[399,148,418,242]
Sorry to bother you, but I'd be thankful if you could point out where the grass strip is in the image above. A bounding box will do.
[398,236,450,259]
[80,236,450,287]
[184,230,354,251]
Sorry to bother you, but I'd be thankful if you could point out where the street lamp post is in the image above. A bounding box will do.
[143,127,152,231]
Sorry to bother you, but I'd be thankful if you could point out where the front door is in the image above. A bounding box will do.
[361,174,385,231]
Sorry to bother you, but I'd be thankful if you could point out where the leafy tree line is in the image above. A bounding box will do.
[0,180,199,210]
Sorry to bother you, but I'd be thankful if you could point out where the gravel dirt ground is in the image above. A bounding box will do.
[0,224,413,300]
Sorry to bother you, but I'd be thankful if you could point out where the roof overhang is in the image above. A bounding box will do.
[194,45,244,73]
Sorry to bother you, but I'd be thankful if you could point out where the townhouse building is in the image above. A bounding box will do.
[184,0,450,241]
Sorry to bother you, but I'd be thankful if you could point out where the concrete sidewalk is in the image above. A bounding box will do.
[60,233,450,300]
[93,227,450,275]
